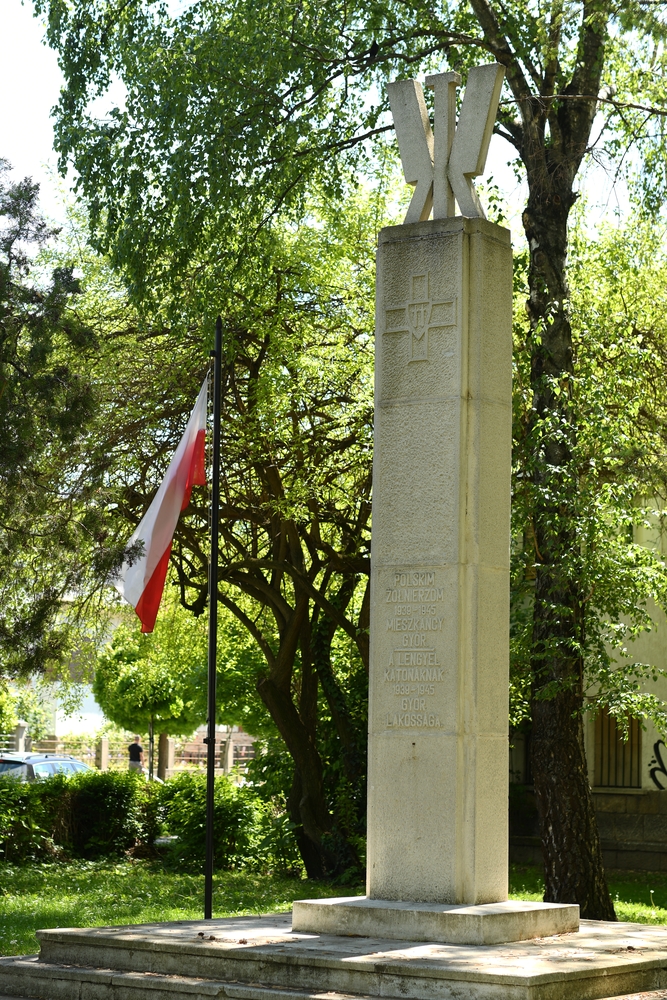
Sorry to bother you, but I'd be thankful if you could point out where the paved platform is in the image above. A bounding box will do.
[1,913,667,1000]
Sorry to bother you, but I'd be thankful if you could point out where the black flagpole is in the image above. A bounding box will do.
[205,315,222,919]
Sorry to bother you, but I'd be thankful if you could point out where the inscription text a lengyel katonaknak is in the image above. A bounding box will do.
[382,569,447,730]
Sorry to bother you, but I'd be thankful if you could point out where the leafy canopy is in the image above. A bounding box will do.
[511,212,667,735]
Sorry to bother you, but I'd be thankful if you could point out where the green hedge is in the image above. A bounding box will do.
[0,771,157,863]
[159,771,302,873]
[0,770,301,873]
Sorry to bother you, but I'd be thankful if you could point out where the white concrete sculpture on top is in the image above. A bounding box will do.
[388,63,505,222]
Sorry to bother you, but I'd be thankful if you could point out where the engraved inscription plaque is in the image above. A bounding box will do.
[381,569,446,730]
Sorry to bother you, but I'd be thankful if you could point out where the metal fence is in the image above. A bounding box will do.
[0,728,256,774]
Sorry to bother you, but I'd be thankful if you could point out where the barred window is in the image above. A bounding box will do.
[594,707,642,788]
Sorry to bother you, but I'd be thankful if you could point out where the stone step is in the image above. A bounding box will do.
[0,955,371,1000]
[601,994,667,1000]
[5,914,667,1000]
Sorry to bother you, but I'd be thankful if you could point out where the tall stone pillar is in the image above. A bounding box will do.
[366,216,512,905]
[293,67,578,944]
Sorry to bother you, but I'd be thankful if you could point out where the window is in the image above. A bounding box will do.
[32,762,56,779]
[0,762,27,777]
[52,760,77,774]
[594,707,642,788]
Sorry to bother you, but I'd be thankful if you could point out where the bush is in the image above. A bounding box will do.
[158,771,303,874]
[55,770,147,857]
[0,771,154,862]
[0,777,52,863]
[159,771,260,869]
[0,768,303,873]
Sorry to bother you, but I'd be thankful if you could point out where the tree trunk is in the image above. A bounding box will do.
[157,732,169,781]
[525,177,615,921]
[257,674,337,876]
[466,0,614,918]
[286,769,327,878]
[532,691,614,917]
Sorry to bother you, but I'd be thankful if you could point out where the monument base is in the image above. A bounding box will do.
[292,894,579,944]
[3,913,667,1000]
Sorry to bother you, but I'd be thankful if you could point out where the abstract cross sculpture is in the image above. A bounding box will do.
[388,63,505,223]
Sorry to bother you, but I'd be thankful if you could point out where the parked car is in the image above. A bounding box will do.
[0,752,93,780]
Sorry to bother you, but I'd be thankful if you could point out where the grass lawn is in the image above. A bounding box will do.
[1,861,666,957]
[510,863,667,925]
[0,862,362,956]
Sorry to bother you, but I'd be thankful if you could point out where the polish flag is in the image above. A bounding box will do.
[114,379,208,632]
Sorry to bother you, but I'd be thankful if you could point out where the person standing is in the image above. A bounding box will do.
[128,735,144,773]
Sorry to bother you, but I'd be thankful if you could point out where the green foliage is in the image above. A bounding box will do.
[60,770,148,858]
[72,190,378,873]
[510,215,667,733]
[94,609,208,737]
[0,778,51,864]
[25,0,667,908]
[158,770,302,874]
[94,598,276,738]
[159,771,257,869]
[0,770,153,863]
[0,685,16,733]
[13,684,52,740]
[0,681,52,740]
[0,161,105,682]
[28,0,667,306]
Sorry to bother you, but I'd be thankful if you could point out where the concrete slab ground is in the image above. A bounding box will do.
[2,914,667,1000]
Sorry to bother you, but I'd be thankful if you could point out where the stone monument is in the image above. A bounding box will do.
[294,64,579,944]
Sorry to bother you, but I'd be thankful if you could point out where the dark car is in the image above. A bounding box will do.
[0,752,93,780]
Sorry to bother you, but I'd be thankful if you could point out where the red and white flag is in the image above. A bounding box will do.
[114,379,208,632]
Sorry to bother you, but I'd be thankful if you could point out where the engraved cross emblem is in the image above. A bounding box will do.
[385,274,456,362]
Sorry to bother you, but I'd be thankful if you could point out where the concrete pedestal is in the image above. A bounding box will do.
[3,915,667,1000]
[292,896,580,945]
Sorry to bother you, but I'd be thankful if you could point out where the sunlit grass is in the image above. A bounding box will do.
[510,863,667,925]
[0,861,360,957]
[2,861,666,959]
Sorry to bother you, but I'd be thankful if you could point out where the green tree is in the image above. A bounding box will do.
[510,212,667,905]
[62,189,378,875]
[94,604,209,777]
[0,160,105,681]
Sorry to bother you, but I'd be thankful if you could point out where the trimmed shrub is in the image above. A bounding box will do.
[158,771,260,869]
[0,770,154,862]
[0,776,53,862]
[55,770,146,857]
[0,768,302,873]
